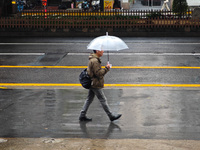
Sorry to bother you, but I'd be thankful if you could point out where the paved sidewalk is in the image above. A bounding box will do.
[1,138,200,150]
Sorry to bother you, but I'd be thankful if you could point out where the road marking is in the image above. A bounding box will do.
[0,53,45,56]
[68,52,200,56]
[0,66,200,69]
[0,43,73,45]
[0,43,200,45]
[0,52,199,56]
[0,87,7,89]
[112,66,200,69]
[105,84,200,87]
[0,83,81,87]
[0,83,200,87]
[0,66,86,68]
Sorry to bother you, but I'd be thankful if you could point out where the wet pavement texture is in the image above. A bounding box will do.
[1,54,200,85]
[1,37,200,54]
[1,88,200,140]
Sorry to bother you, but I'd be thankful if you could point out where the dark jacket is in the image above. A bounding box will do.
[87,53,109,88]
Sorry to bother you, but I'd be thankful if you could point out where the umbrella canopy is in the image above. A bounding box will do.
[87,32,129,51]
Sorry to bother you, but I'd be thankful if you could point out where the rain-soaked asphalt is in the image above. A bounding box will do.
[0,37,200,141]
[1,88,200,140]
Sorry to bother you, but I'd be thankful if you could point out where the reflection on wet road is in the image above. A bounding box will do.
[1,88,200,140]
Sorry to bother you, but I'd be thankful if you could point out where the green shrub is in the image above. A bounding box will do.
[146,12,162,19]
[172,0,188,17]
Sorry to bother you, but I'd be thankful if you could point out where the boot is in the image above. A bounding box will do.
[110,114,122,121]
[79,116,92,121]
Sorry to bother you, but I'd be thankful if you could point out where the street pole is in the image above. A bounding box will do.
[170,0,173,9]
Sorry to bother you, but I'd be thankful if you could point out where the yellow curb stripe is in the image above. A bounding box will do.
[0,66,200,69]
[0,87,7,89]
[0,83,200,87]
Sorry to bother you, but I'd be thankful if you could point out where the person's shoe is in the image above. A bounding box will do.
[110,114,122,121]
[79,116,92,121]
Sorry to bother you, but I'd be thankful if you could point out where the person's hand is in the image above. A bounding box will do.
[106,63,111,69]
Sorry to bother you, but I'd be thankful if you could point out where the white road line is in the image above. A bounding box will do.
[0,43,73,45]
[0,53,199,56]
[0,53,45,56]
[68,53,200,56]
[0,43,199,45]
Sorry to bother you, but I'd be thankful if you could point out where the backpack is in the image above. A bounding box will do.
[79,68,91,89]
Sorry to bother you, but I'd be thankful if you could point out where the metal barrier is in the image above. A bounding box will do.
[0,10,199,29]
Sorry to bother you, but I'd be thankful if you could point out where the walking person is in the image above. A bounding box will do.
[79,50,122,122]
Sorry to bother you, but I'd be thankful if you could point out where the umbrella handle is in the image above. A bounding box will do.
[107,51,112,68]
[107,51,109,62]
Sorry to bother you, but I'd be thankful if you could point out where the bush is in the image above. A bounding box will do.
[146,12,162,19]
[172,0,188,17]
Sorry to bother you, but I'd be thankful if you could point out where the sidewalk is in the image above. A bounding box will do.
[1,138,200,150]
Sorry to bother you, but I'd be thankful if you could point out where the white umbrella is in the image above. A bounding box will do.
[87,32,129,62]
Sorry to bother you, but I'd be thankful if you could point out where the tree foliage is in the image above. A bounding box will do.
[172,0,188,15]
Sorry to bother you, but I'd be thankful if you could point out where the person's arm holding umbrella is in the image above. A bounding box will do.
[92,58,111,77]
[87,50,110,88]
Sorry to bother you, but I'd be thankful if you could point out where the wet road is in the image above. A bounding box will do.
[0,37,200,140]
[1,88,200,140]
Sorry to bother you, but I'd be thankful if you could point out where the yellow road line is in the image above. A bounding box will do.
[0,66,87,68]
[0,83,200,87]
[0,83,80,87]
[112,66,200,69]
[0,66,200,69]
[0,87,7,89]
[105,84,200,87]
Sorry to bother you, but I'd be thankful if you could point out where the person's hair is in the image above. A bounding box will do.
[93,50,97,53]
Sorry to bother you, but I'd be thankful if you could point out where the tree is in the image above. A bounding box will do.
[172,0,188,17]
